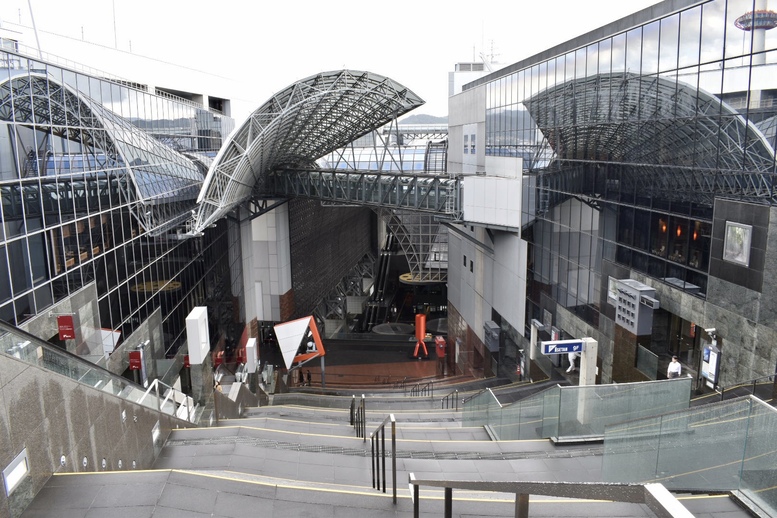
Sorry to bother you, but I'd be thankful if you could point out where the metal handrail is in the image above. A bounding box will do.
[407,474,693,518]
[137,378,196,423]
[441,389,459,410]
[370,414,397,504]
[350,394,366,440]
[409,381,433,398]
[718,373,777,401]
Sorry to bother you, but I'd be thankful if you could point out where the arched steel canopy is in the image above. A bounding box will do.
[195,70,424,231]
[524,72,777,205]
[525,72,774,171]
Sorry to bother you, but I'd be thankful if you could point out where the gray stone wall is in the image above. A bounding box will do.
[0,353,181,518]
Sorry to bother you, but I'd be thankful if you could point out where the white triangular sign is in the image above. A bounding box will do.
[274,317,312,369]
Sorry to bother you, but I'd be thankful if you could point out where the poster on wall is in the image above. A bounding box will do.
[723,221,752,266]
[701,344,720,389]
[57,315,76,340]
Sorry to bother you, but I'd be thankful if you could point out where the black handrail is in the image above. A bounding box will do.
[441,389,459,410]
[718,374,777,402]
[350,394,366,440]
[409,381,433,398]
[370,414,397,504]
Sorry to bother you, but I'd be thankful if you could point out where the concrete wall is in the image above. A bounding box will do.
[0,352,183,518]
[240,203,293,323]
[448,85,486,175]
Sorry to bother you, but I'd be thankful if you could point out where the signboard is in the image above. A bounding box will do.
[701,345,720,388]
[541,339,584,355]
[128,351,142,370]
[57,315,76,340]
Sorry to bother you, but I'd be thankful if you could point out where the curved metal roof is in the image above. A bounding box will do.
[525,72,775,172]
[194,70,424,231]
[1,70,204,206]
[524,72,777,205]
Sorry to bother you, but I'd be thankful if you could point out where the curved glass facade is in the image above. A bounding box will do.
[482,0,777,327]
[0,47,234,358]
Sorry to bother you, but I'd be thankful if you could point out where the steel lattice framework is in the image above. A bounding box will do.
[267,168,460,217]
[1,71,203,234]
[195,70,424,231]
[525,72,777,205]
[380,209,449,283]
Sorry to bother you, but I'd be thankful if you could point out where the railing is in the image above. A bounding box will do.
[602,395,777,517]
[350,394,366,440]
[407,474,693,518]
[370,414,397,504]
[718,374,777,402]
[462,378,692,442]
[137,378,197,423]
[0,320,204,425]
[393,376,408,390]
[409,381,433,398]
[441,389,459,410]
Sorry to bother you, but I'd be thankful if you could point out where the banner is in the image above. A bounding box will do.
[57,315,76,340]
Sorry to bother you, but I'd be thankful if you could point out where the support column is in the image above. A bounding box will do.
[515,493,529,518]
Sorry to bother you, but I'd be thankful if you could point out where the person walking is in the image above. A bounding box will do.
[306,370,312,386]
[667,355,682,378]
[298,369,304,386]
[566,351,580,373]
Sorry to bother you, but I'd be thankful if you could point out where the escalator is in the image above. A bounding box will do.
[361,233,396,331]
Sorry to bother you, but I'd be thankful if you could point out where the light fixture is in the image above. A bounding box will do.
[676,225,682,238]
[3,449,29,496]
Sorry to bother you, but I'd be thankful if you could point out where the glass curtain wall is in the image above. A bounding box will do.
[483,0,777,329]
[0,48,234,357]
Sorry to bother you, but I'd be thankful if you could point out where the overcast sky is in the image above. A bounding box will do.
[1,0,660,122]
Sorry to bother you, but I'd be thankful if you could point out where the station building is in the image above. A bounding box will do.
[0,29,236,382]
[448,0,777,388]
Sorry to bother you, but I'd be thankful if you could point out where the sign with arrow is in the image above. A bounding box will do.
[541,339,585,355]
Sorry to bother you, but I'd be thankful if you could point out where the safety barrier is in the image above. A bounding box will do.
[349,394,366,440]
[370,414,397,503]
[407,474,693,518]
[603,395,777,517]
[463,378,692,442]
[409,381,433,398]
[440,389,459,410]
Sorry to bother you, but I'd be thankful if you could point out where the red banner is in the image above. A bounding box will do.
[57,315,76,340]
[129,351,142,371]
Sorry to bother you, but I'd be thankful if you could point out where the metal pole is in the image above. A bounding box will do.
[444,487,452,518]
[515,493,529,518]
[413,483,419,517]
[361,395,366,442]
[381,426,386,493]
[371,433,376,489]
[391,418,397,504]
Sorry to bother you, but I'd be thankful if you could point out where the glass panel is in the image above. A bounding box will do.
[678,6,702,69]
[659,14,680,72]
[603,396,772,499]
[642,20,660,75]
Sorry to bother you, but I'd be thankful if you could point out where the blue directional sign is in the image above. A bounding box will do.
[541,339,585,355]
